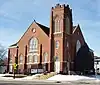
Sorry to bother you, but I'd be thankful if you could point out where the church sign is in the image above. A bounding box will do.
[31,69,43,73]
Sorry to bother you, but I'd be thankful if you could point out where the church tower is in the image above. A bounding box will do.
[49,4,73,73]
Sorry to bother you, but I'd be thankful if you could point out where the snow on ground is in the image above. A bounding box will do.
[0,73,100,82]
[15,74,43,80]
[0,73,43,81]
[47,74,99,81]
[0,74,6,77]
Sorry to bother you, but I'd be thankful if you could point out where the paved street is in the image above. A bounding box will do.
[0,80,63,85]
[0,80,100,85]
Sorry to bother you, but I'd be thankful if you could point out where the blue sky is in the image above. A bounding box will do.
[0,0,100,56]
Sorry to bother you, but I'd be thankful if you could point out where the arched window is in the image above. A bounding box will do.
[29,37,38,51]
[43,52,48,63]
[33,55,38,63]
[76,40,81,52]
[19,55,23,64]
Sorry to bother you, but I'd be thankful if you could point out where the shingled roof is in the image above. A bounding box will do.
[36,22,49,36]
[9,43,17,47]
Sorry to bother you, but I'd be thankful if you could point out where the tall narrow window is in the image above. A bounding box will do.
[29,37,38,51]
[28,56,32,63]
[55,40,59,49]
[60,19,63,31]
[65,17,70,34]
[19,55,23,64]
[33,55,38,63]
[54,20,61,33]
[53,21,55,33]
[76,40,81,52]
[55,20,57,32]
[43,52,48,63]
[67,42,69,48]
[57,20,60,32]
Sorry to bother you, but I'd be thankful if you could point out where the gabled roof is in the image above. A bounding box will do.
[36,22,49,36]
[9,21,50,48]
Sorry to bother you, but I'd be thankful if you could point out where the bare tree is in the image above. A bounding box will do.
[0,44,7,66]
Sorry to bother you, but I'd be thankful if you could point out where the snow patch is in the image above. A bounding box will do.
[47,74,97,81]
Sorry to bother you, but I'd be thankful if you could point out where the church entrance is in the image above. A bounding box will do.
[54,56,60,73]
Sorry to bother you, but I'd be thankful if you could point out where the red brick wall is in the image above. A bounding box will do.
[9,22,49,72]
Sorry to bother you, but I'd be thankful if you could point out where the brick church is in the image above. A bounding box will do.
[7,4,94,75]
